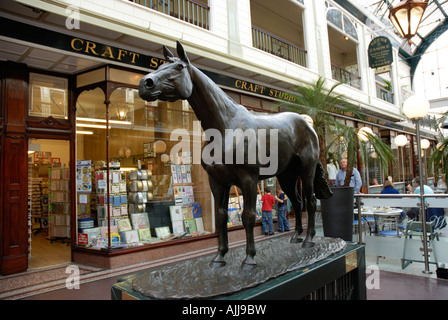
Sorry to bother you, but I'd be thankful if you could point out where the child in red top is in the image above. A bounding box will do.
[261,187,276,235]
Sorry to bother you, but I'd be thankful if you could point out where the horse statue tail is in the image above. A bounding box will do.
[314,162,333,199]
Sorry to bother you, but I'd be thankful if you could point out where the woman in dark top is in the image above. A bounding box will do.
[380,180,400,194]
[380,180,405,222]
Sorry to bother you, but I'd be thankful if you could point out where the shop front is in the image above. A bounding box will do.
[0,19,287,274]
[0,16,438,275]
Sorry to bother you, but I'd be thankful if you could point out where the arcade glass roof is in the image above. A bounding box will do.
[353,0,448,56]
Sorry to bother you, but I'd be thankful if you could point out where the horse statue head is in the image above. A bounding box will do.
[139,41,193,102]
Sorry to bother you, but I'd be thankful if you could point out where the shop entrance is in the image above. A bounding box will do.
[28,138,71,269]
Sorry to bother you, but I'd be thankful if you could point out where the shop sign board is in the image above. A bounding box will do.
[2,17,422,134]
[368,36,393,69]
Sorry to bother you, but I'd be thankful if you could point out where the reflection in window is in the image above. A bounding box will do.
[75,82,213,251]
[327,9,343,29]
[343,16,358,40]
[29,73,68,119]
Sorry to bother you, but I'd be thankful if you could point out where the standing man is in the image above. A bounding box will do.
[335,158,362,193]
[275,187,290,232]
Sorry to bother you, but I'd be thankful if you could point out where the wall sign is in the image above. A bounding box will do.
[2,17,424,134]
[368,36,393,69]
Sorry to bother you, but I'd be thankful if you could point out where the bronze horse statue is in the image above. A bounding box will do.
[139,41,332,268]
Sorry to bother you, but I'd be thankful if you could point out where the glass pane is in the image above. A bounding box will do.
[109,68,143,86]
[75,88,107,248]
[76,68,105,88]
[29,73,68,119]
[327,9,343,30]
[75,82,213,250]
[343,16,358,40]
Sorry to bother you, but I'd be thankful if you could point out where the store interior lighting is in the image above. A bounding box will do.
[76,130,94,135]
[76,123,110,129]
[76,117,132,125]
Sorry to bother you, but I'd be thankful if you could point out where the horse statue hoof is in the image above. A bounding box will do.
[210,260,226,268]
[241,257,257,271]
[241,255,257,270]
[210,253,227,268]
[290,233,304,243]
[301,238,316,248]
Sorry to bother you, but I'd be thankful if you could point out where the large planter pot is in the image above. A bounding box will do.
[321,186,354,241]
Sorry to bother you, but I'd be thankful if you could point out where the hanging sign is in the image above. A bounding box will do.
[368,36,393,68]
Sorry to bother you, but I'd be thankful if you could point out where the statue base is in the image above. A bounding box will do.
[111,236,366,300]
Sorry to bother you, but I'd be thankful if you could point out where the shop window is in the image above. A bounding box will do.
[74,67,213,251]
[29,73,68,119]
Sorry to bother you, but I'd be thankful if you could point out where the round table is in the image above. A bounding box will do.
[356,208,403,236]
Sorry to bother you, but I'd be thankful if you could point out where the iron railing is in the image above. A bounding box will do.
[252,26,307,67]
[131,0,210,30]
[331,63,361,89]
[354,193,448,273]
[376,84,394,103]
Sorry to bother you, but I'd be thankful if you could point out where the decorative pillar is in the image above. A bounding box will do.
[1,61,29,275]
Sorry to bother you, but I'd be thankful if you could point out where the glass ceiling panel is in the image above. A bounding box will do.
[352,0,448,54]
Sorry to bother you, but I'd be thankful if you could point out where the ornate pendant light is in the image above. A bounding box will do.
[388,0,429,43]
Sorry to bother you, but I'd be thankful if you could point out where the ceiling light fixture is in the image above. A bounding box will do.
[389,0,429,44]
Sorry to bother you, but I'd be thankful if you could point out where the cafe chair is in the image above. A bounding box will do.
[362,217,376,235]
[353,219,368,237]
[402,219,439,269]
[379,216,403,237]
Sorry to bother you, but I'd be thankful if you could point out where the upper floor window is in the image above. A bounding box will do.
[131,0,210,30]
[326,8,358,40]
[250,0,307,67]
[326,5,360,89]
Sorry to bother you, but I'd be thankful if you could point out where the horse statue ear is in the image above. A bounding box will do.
[176,41,190,64]
[163,45,175,61]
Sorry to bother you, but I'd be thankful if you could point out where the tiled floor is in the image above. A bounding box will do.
[3,220,448,300]
[23,267,448,300]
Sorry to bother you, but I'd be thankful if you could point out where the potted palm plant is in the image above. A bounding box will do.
[280,76,395,241]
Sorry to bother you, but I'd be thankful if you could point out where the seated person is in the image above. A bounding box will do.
[381,180,399,195]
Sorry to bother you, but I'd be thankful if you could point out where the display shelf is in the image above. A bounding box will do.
[48,166,71,242]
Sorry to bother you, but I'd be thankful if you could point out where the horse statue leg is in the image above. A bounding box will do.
[301,170,317,248]
[209,177,230,267]
[239,175,258,269]
[277,170,303,243]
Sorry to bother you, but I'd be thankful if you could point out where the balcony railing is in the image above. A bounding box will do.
[252,26,307,67]
[376,84,394,104]
[131,0,210,30]
[331,63,361,90]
